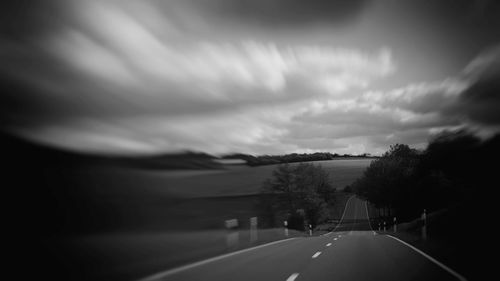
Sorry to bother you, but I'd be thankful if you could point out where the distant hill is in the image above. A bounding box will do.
[0,133,377,170]
[0,132,222,170]
[0,132,222,237]
[112,151,221,170]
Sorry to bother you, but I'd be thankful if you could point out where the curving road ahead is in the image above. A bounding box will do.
[139,196,466,281]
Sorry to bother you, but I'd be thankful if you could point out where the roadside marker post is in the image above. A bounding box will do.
[250,217,258,243]
[309,224,312,236]
[378,222,381,231]
[421,209,427,240]
[284,220,289,237]
[393,217,397,233]
[225,219,239,249]
[383,221,386,232]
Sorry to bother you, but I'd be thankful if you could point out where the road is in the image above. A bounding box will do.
[139,196,466,281]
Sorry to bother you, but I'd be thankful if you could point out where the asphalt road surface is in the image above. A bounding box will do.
[139,196,466,281]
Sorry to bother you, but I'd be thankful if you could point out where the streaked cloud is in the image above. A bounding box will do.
[1,0,396,155]
[193,0,371,27]
[285,45,500,153]
[1,0,499,155]
[44,0,394,106]
[453,45,500,127]
[361,79,468,114]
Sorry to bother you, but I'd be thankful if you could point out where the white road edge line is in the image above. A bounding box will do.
[137,237,298,281]
[312,251,322,258]
[331,195,355,233]
[286,273,300,281]
[386,235,467,281]
[364,201,376,235]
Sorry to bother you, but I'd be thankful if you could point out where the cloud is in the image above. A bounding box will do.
[4,0,498,156]
[366,44,500,130]
[1,0,394,118]
[285,95,463,153]
[455,45,500,125]
[284,44,500,154]
[360,78,468,114]
[191,0,371,27]
[17,107,295,155]
[47,29,393,105]
[0,0,397,155]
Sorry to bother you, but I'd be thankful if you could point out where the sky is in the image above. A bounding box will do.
[1,0,500,156]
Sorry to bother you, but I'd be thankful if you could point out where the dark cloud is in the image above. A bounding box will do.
[452,46,500,125]
[413,0,500,55]
[459,85,500,125]
[0,0,67,41]
[195,0,371,27]
[293,105,460,133]
[411,0,500,25]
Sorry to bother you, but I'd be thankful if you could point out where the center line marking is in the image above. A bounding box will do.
[312,251,322,258]
[326,243,332,247]
[333,238,338,240]
[286,273,300,281]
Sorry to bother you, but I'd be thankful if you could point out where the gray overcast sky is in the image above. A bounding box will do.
[1,0,500,155]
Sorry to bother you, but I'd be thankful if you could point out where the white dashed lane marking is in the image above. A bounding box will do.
[286,273,300,281]
[312,252,322,259]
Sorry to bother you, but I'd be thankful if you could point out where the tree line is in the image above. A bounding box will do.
[224,152,374,166]
[352,129,500,222]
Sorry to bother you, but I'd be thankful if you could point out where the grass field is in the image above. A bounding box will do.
[81,158,372,198]
[70,159,372,232]
[51,159,371,280]
[57,193,354,281]
[56,192,354,281]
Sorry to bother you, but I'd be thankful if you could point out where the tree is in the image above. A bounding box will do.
[353,144,420,218]
[261,163,335,228]
[261,163,297,212]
